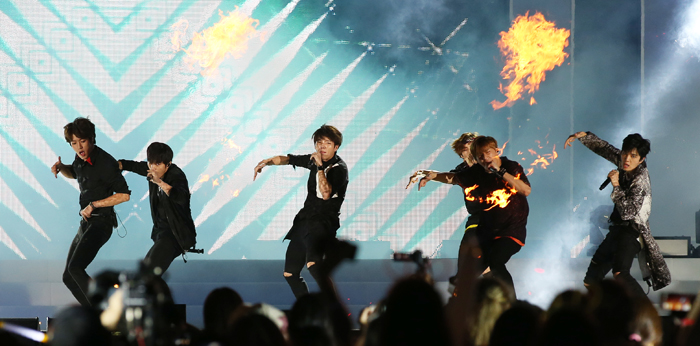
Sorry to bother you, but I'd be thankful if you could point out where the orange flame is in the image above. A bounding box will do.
[464,182,518,211]
[464,185,479,201]
[484,186,518,211]
[497,140,508,156]
[524,144,558,174]
[491,11,570,109]
[171,9,261,76]
[222,137,243,153]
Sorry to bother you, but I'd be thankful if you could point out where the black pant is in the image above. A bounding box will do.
[144,231,182,275]
[584,226,645,297]
[477,236,522,297]
[284,220,333,298]
[454,219,480,279]
[63,217,113,307]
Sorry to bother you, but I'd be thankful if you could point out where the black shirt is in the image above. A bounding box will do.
[120,161,197,250]
[453,157,530,243]
[285,153,348,238]
[69,146,131,213]
[450,161,481,217]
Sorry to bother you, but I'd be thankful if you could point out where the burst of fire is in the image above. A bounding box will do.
[171,9,261,76]
[483,186,518,211]
[222,137,243,154]
[463,179,519,211]
[528,144,558,172]
[497,140,508,156]
[490,11,570,110]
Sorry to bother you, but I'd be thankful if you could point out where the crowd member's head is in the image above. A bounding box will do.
[620,133,650,172]
[538,306,600,346]
[587,279,637,344]
[379,277,450,346]
[202,287,244,342]
[451,132,479,164]
[547,289,589,316]
[468,277,515,346]
[226,307,287,346]
[630,297,663,346]
[63,117,96,161]
[49,305,111,346]
[489,300,543,346]
[288,293,351,346]
[536,289,599,346]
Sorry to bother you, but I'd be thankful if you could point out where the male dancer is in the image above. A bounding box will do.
[410,136,530,295]
[253,125,348,298]
[565,131,670,295]
[119,142,197,275]
[407,132,481,288]
[51,117,131,306]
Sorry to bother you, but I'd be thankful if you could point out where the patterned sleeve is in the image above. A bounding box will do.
[579,132,621,166]
[287,154,312,170]
[611,170,651,222]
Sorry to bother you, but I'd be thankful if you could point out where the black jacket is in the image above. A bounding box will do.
[120,161,197,253]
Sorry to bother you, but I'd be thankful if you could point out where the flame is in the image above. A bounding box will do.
[464,185,479,201]
[483,186,518,211]
[171,19,188,51]
[199,174,210,183]
[464,183,518,211]
[171,9,261,76]
[497,140,508,156]
[222,137,243,153]
[490,11,570,109]
[520,142,558,175]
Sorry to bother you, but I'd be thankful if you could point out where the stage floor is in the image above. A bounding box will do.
[0,258,698,329]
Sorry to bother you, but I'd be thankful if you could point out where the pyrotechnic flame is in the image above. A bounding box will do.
[497,140,508,156]
[222,137,243,154]
[483,186,518,211]
[171,9,261,76]
[490,11,570,109]
[464,182,518,211]
[464,185,479,201]
[528,144,558,172]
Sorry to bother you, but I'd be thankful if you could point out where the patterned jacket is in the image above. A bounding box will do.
[579,132,671,291]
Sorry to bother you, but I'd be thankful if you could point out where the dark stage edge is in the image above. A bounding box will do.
[0,258,698,329]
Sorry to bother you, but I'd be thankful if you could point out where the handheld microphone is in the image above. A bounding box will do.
[599,169,620,190]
